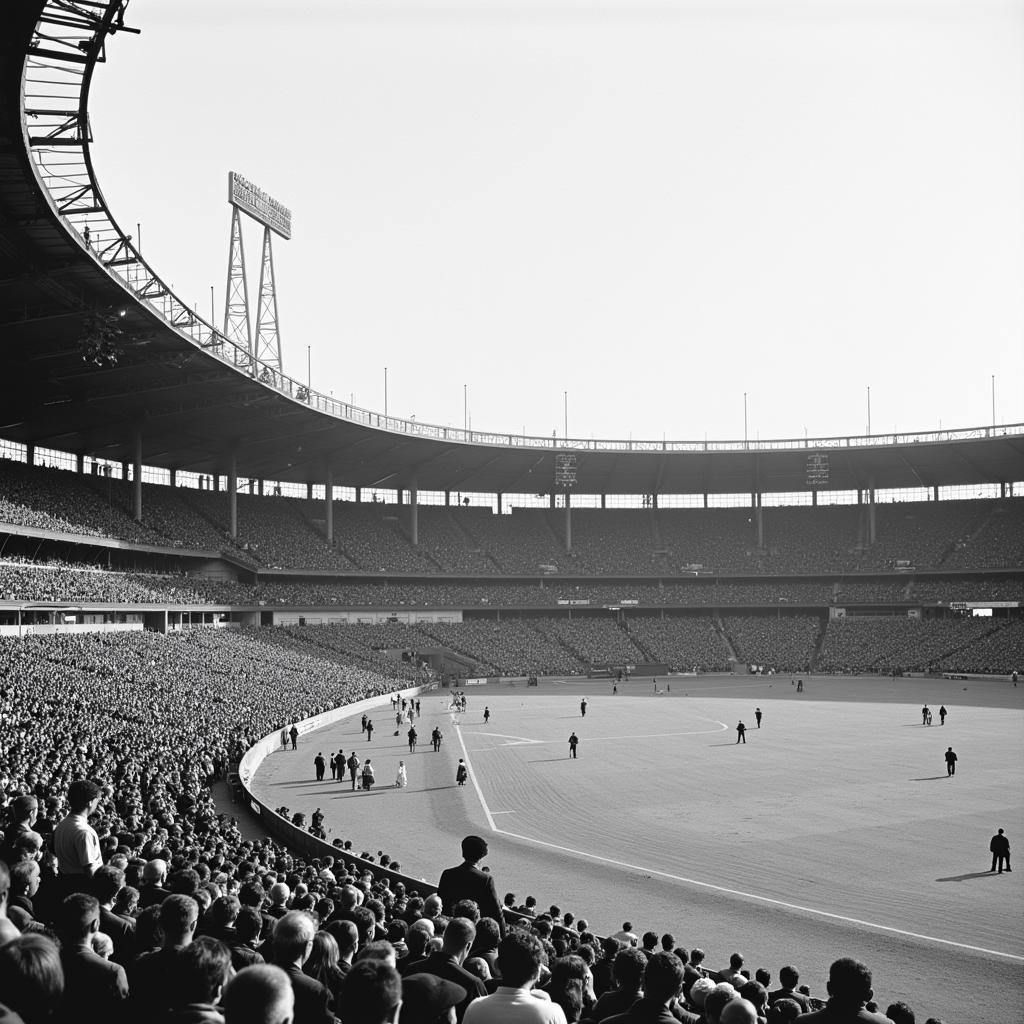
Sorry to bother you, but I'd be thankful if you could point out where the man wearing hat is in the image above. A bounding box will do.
[404,973,468,1024]
[438,837,506,938]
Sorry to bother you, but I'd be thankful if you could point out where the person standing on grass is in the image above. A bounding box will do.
[580,698,588,717]
[314,752,325,782]
[754,708,763,728]
[395,761,408,789]
[456,760,468,787]
[432,726,443,752]
[568,733,579,759]
[347,752,360,791]
[366,719,374,742]
[944,747,957,777]
[939,705,947,725]
[289,724,298,749]
[990,829,1011,873]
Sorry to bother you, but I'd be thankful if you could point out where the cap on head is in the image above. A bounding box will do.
[402,973,467,1018]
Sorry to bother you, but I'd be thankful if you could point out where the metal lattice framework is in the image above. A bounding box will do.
[253,224,282,372]
[222,205,252,362]
[19,1,1024,461]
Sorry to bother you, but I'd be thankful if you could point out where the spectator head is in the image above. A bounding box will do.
[342,959,402,1024]
[222,964,295,1024]
[327,920,359,962]
[690,948,705,966]
[463,957,491,983]
[9,795,38,825]
[351,905,377,948]
[441,918,475,962]
[91,932,114,960]
[93,865,124,905]
[738,980,767,1014]
[688,977,716,1009]
[451,898,480,923]
[235,906,263,944]
[160,894,199,947]
[402,973,467,1024]
[642,931,659,951]
[704,983,738,1024]
[720,998,759,1024]
[503,893,516,908]
[644,952,685,1004]
[766,998,803,1024]
[273,911,316,966]
[406,919,434,959]
[422,894,443,918]
[57,893,100,944]
[886,1002,916,1024]
[238,880,265,908]
[660,933,675,952]
[173,936,232,1006]
[211,894,241,930]
[357,941,398,969]
[755,968,771,988]
[826,958,874,1007]
[143,859,168,885]
[10,860,40,900]
[729,953,744,971]
[0,933,64,1024]
[270,882,290,906]
[473,917,501,951]
[66,779,101,814]
[612,948,647,992]
[778,965,799,990]
[497,931,545,988]
[460,836,488,864]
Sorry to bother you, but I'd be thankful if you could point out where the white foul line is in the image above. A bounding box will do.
[453,713,1023,964]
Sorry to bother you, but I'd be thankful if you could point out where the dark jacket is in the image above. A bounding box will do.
[273,960,335,1024]
[59,945,129,1023]
[604,996,679,1024]
[437,862,506,936]
[399,953,486,1022]
[100,906,137,966]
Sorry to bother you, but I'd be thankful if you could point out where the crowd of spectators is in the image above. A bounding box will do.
[3,459,1023,575]
[816,616,1002,674]
[935,619,1024,675]
[5,559,1021,612]
[0,623,956,1023]
[720,616,820,673]
[623,616,730,672]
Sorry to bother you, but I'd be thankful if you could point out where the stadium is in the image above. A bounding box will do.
[0,3,1022,1024]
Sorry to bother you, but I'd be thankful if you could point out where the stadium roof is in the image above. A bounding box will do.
[2,2,1023,498]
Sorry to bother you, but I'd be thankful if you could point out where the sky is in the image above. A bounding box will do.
[88,0,1024,444]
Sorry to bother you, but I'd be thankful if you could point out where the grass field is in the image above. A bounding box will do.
[251,674,1024,1023]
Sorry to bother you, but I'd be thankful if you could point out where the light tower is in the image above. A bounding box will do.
[223,171,292,374]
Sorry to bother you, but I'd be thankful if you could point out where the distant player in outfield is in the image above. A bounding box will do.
[754,708,762,728]
[580,698,588,717]
[568,732,579,758]
[432,726,443,752]
[944,746,957,776]
[736,721,747,744]
[921,705,929,725]
[456,759,468,786]
[484,707,491,724]
[990,828,1011,873]
[939,704,947,725]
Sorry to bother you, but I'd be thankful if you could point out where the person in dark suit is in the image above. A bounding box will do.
[56,892,129,1023]
[990,828,1011,873]
[94,865,136,967]
[314,753,326,782]
[399,917,486,1022]
[270,910,335,1024]
[438,837,506,938]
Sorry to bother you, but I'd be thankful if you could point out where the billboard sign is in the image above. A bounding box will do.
[229,171,292,239]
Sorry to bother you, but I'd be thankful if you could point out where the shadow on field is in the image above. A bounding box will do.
[911,776,950,781]
[527,756,574,763]
[936,871,1002,882]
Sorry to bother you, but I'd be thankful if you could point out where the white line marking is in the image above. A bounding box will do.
[456,713,1022,963]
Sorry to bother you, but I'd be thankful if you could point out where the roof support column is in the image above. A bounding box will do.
[26,444,35,466]
[497,492,503,515]
[1001,481,1006,498]
[306,482,313,500]
[755,492,764,549]
[445,490,451,507]
[356,487,362,503]
[868,476,876,545]
[565,495,572,553]
[258,478,263,496]
[410,478,418,546]
[133,431,143,523]
[122,461,129,484]
[703,492,708,508]
[812,489,817,506]
[170,468,177,488]
[601,494,606,509]
[549,493,555,508]
[228,452,238,540]
[325,464,334,545]
[76,453,84,474]
[932,485,939,501]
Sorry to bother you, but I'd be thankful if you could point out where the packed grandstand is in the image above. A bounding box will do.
[1,3,1023,1024]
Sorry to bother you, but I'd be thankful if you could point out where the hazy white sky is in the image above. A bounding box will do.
[89,0,1023,443]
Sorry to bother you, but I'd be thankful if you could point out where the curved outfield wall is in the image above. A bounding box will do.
[238,684,441,893]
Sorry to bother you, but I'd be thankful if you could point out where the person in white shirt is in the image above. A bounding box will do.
[53,779,103,894]
[464,931,566,1024]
